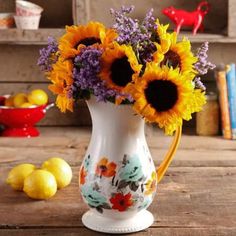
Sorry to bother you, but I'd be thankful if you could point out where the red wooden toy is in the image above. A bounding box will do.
[162,1,210,35]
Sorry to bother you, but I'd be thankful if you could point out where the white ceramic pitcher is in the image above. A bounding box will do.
[79,97,181,234]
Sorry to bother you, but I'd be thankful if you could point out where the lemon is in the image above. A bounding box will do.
[13,93,28,108]
[28,89,48,106]
[6,164,36,191]
[20,102,33,108]
[23,169,57,200]
[42,157,72,189]
[4,96,15,107]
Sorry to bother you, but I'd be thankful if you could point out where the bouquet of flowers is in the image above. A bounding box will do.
[38,6,215,135]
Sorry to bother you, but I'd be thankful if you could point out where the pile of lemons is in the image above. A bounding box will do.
[6,157,72,200]
[5,89,48,108]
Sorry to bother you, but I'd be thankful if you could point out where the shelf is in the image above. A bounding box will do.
[0,29,235,45]
[178,33,236,43]
[0,28,65,45]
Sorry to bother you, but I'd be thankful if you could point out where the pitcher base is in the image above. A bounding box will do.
[82,209,154,234]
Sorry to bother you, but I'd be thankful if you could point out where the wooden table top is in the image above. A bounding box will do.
[0,127,236,236]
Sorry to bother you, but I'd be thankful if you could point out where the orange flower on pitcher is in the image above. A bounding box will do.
[145,171,157,195]
[95,157,117,178]
[79,166,87,185]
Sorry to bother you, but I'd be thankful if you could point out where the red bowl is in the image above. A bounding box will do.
[0,96,54,137]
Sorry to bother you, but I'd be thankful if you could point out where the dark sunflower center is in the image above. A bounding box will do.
[145,80,178,112]
[161,50,181,69]
[152,32,161,44]
[111,56,134,87]
[76,37,101,47]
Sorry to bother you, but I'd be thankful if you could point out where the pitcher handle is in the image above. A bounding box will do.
[157,125,182,183]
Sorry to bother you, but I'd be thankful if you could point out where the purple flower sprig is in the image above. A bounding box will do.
[38,37,59,73]
[71,46,122,102]
[110,6,157,63]
[110,6,138,45]
[193,42,215,91]
[141,8,157,34]
[194,42,216,75]
[193,77,206,91]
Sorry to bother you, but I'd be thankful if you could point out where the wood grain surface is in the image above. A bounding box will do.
[0,128,235,235]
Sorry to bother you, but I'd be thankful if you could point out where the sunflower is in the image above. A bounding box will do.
[100,42,142,95]
[154,32,197,74]
[126,63,206,135]
[59,21,107,59]
[48,58,74,112]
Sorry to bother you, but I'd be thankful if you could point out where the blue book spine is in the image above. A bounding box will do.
[226,64,236,139]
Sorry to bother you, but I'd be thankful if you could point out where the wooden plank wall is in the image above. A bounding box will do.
[30,0,73,28]
[0,0,233,127]
[0,0,15,13]
[84,0,227,34]
[228,0,236,37]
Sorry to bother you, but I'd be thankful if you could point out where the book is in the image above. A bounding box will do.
[226,64,236,139]
[216,68,231,139]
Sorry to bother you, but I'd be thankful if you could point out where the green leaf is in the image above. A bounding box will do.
[130,182,139,192]
[101,203,111,209]
[96,206,103,214]
[118,180,130,190]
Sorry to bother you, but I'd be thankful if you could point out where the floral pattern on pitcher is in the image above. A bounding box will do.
[110,192,133,211]
[79,153,157,214]
[95,157,117,178]
[145,172,157,195]
[80,184,112,213]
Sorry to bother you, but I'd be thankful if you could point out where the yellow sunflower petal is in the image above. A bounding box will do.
[56,94,74,113]
[47,58,74,112]
[102,28,118,48]
[155,21,171,53]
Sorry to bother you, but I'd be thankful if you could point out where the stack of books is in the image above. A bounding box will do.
[216,63,236,140]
